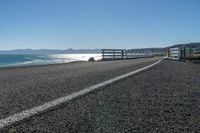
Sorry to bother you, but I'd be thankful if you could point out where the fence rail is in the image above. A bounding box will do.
[101,49,152,60]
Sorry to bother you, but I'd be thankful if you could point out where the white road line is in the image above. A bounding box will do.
[0,59,161,129]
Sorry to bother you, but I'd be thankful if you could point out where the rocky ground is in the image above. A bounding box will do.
[2,59,200,132]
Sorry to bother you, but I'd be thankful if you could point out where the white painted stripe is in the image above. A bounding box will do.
[0,59,161,129]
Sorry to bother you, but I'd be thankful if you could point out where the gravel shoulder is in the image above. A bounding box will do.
[2,60,200,132]
[0,57,160,120]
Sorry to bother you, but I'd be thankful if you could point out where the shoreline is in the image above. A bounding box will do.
[0,60,86,70]
[0,56,162,70]
[0,53,102,69]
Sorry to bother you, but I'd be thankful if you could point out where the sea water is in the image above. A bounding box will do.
[0,54,102,67]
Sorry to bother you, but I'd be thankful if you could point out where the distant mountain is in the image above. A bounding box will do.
[0,42,199,54]
[0,48,166,54]
[133,48,166,53]
[168,42,200,49]
[126,42,200,53]
[0,49,101,54]
[147,42,200,53]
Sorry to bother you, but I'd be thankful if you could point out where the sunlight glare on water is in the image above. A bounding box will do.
[0,54,102,67]
[48,54,102,62]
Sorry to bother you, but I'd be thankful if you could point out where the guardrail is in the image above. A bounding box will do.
[101,49,152,60]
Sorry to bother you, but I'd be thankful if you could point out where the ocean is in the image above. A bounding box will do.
[0,54,102,68]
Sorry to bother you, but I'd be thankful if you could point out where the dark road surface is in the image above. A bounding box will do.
[1,58,200,132]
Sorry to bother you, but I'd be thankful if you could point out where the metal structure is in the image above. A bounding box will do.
[126,49,152,58]
[101,49,152,60]
[168,47,180,60]
[168,47,186,61]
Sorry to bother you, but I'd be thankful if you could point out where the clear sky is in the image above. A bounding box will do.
[0,0,200,50]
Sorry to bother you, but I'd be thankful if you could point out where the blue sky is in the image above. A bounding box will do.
[0,0,200,50]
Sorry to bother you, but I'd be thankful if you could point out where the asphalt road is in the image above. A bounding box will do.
[0,57,160,122]
[2,60,200,132]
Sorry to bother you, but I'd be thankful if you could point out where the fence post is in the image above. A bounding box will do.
[113,50,115,60]
[102,49,105,60]
[122,50,124,59]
